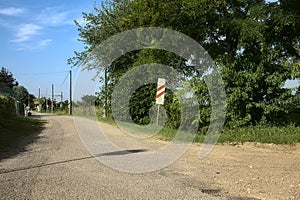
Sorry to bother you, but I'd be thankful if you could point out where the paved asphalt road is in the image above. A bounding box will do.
[0,113,226,200]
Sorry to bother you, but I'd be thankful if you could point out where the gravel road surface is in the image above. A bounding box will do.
[0,114,225,200]
[1,113,299,199]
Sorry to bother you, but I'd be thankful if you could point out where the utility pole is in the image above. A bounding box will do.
[69,70,72,115]
[38,87,41,112]
[51,84,54,113]
[46,88,48,112]
[60,91,63,108]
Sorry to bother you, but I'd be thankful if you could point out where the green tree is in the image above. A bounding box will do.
[70,0,300,127]
[0,67,18,95]
[13,86,29,104]
[81,95,98,106]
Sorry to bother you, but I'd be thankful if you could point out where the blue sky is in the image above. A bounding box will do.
[0,0,98,100]
[0,0,298,101]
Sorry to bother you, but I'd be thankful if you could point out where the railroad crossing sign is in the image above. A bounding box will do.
[156,78,166,105]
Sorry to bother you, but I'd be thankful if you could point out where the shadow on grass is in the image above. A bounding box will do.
[0,114,47,160]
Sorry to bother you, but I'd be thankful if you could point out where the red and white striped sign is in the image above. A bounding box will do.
[156,78,166,105]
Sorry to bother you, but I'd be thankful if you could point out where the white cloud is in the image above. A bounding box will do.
[38,39,52,47]
[38,7,71,26]
[4,6,79,50]
[11,23,42,43]
[14,39,52,51]
[0,7,25,16]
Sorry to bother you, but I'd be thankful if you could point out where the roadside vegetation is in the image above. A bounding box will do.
[0,69,45,152]
[69,0,300,145]
[155,124,300,144]
[0,114,45,151]
[71,105,300,145]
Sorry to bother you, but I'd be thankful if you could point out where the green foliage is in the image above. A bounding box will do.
[216,124,300,144]
[0,67,19,96]
[156,124,300,144]
[52,100,69,114]
[0,67,18,91]
[0,67,35,109]
[129,84,155,125]
[70,0,300,130]
[0,95,16,119]
[0,116,45,151]
[12,86,29,104]
[96,106,116,125]
[128,83,181,129]
[80,95,98,106]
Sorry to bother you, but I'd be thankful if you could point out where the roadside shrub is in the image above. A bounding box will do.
[0,95,16,119]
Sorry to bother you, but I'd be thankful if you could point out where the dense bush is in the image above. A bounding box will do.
[0,95,16,119]
[128,84,182,129]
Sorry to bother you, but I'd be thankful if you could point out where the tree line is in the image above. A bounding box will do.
[0,67,63,113]
[0,67,35,106]
[69,0,300,129]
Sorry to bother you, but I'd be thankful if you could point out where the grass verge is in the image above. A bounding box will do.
[216,125,300,144]
[95,117,300,144]
[0,116,45,151]
[68,106,300,145]
[97,116,116,125]
[157,124,300,144]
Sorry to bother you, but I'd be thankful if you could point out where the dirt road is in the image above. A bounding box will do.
[0,113,299,199]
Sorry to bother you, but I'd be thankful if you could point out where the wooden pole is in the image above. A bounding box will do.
[51,84,54,113]
[60,91,63,108]
[38,87,41,112]
[69,70,72,115]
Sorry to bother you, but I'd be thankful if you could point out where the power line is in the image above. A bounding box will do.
[59,72,69,88]
[15,71,69,76]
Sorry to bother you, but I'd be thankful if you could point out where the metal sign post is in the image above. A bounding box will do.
[156,78,166,126]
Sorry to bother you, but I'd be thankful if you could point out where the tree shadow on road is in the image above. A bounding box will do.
[0,149,147,174]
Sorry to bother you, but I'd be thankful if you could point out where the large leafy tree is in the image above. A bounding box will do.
[12,86,29,104]
[70,0,300,127]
